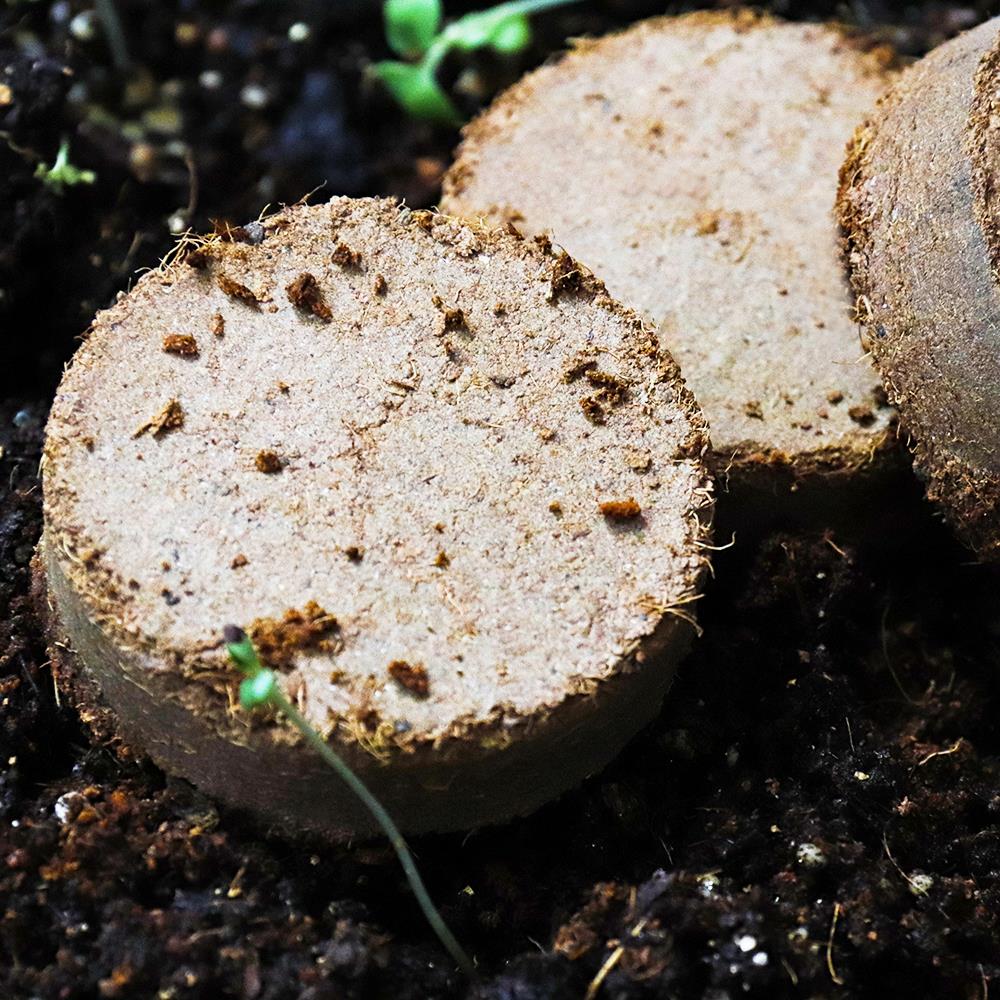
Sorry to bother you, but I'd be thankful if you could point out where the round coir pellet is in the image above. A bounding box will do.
[38,197,712,837]
[442,10,899,512]
[838,17,1000,559]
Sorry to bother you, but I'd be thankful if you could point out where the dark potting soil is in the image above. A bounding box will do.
[3,2,1000,998]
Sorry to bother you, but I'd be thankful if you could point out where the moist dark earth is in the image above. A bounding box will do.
[3,2,1000,997]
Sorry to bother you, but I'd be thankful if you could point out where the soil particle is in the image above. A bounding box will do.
[849,404,876,426]
[331,241,363,268]
[216,274,260,306]
[387,660,431,699]
[161,333,199,357]
[579,397,606,424]
[286,271,333,321]
[249,601,340,670]
[133,399,184,439]
[210,313,225,338]
[599,498,642,520]
[254,449,282,473]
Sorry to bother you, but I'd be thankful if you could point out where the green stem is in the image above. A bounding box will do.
[269,689,475,978]
[477,0,585,19]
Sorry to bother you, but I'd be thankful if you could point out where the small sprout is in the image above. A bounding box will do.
[384,0,443,58]
[223,626,473,977]
[35,139,96,194]
[374,0,583,125]
[240,669,277,709]
[375,61,461,125]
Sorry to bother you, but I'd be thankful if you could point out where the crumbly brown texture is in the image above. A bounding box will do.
[387,659,430,698]
[249,601,340,670]
[40,197,712,837]
[254,449,282,473]
[331,241,362,268]
[599,498,642,520]
[216,273,259,305]
[286,271,332,321]
[442,10,899,500]
[132,399,184,439]
[838,16,1000,559]
[161,333,199,357]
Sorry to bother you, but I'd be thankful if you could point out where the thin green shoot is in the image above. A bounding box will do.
[35,139,96,193]
[374,0,584,125]
[223,626,475,978]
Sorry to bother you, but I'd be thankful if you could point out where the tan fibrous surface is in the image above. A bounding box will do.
[40,197,712,836]
[442,9,898,496]
[839,17,1000,559]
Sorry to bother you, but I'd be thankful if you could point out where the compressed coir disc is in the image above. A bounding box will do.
[838,17,1000,559]
[442,10,899,511]
[38,197,712,837]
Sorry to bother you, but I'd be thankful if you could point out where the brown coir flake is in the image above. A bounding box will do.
[599,498,642,520]
[331,242,362,268]
[387,660,431,698]
[133,399,184,439]
[254,450,282,474]
[216,273,259,305]
[249,601,340,669]
[286,272,332,322]
[162,334,199,357]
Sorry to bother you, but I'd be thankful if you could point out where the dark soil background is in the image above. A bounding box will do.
[3,2,1000,997]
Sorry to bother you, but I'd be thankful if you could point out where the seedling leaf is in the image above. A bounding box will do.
[35,139,96,194]
[377,0,580,124]
[385,0,443,58]
[373,60,462,125]
[490,14,532,54]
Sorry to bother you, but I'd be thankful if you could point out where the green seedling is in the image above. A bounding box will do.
[223,625,474,978]
[35,139,96,194]
[374,0,583,125]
